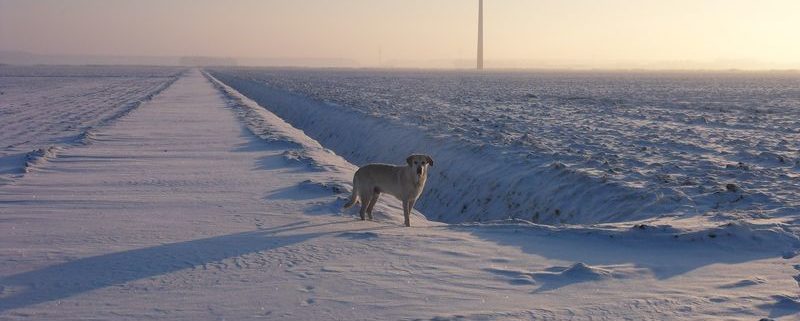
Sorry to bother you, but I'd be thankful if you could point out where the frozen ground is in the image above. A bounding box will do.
[0,65,183,184]
[0,68,797,320]
[209,68,800,248]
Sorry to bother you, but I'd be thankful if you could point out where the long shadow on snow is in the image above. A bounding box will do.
[230,126,317,174]
[0,221,374,312]
[455,225,779,289]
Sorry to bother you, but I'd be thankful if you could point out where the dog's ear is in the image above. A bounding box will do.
[425,155,434,167]
[406,155,414,166]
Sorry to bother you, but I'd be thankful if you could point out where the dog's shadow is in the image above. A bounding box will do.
[0,222,321,312]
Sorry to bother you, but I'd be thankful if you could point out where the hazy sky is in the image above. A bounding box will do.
[1,0,799,69]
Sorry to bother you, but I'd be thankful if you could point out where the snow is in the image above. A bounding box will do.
[207,68,800,250]
[0,68,798,320]
[0,65,184,184]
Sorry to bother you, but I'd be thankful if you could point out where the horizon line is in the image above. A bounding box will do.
[2,50,799,72]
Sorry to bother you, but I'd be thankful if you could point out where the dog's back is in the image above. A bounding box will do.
[354,164,403,197]
[344,164,393,208]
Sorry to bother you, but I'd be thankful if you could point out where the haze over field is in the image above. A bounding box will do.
[1,0,799,69]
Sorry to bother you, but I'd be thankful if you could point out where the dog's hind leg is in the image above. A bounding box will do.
[366,190,380,220]
[359,191,372,221]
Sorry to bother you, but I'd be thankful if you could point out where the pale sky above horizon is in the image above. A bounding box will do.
[1,0,798,69]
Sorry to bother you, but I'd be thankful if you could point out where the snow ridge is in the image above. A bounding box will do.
[203,71,752,225]
[208,70,799,253]
[77,71,184,145]
[0,71,183,183]
[207,71,657,225]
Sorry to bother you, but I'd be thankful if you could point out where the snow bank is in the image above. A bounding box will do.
[209,69,800,252]
[208,71,759,227]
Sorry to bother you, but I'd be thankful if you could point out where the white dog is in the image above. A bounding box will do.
[343,154,433,227]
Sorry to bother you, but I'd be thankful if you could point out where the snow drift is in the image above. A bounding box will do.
[208,68,799,252]
[207,71,659,225]
[208,71,788,225]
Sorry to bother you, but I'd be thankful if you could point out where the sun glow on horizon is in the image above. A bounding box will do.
[1,0,798,69]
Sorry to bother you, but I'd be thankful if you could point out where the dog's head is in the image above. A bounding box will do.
[406,154,434,178]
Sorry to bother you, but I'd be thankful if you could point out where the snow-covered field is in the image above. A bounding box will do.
[0,65,184,184]
[0,67,798,320]
[209,68,800,248]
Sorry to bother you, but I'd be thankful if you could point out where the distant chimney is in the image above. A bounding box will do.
[477,0,484,70]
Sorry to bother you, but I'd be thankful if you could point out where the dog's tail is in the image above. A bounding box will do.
[342,183,359,209]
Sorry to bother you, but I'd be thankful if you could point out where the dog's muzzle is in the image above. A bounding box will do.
[416,167,423,175]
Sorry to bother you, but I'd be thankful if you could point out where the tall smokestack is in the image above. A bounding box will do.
[477,0,484,70]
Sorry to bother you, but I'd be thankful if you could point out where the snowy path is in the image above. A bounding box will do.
[0,70,797,320]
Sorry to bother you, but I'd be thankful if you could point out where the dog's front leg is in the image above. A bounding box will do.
[407,199,418,227]
[402,200,411,227]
